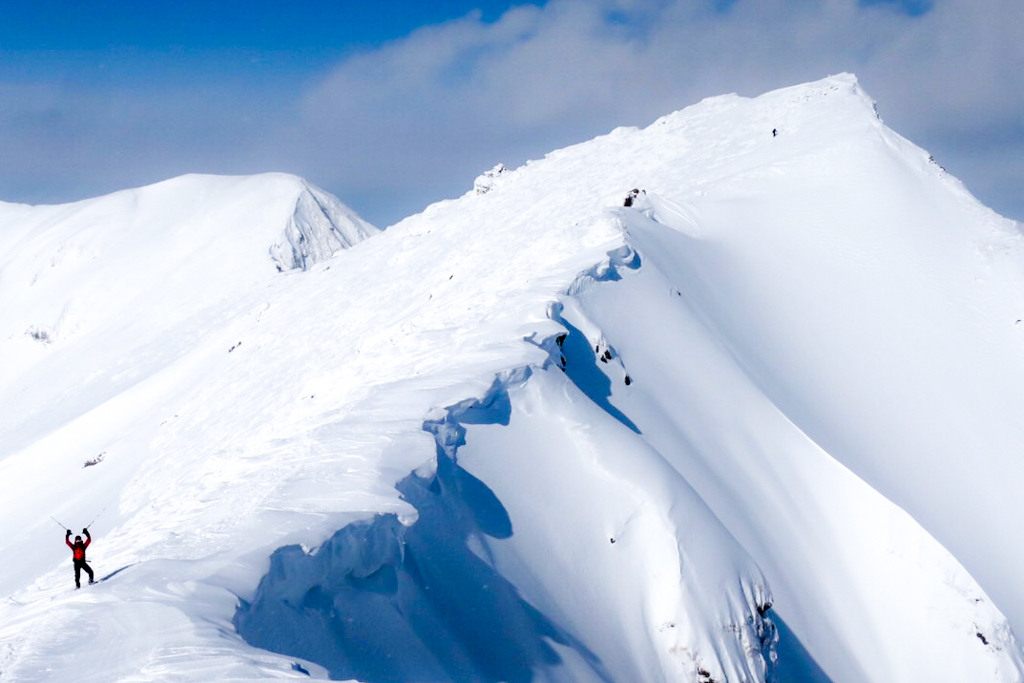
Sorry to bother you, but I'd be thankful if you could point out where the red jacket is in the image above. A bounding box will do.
[66,533,90,561]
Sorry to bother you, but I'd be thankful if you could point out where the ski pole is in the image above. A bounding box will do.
[85,507,105,530]
[50,516,70,532]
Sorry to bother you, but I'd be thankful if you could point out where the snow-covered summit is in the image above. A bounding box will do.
[3,75,1024,683]
[1,172,375,358]
[0,171,376,281]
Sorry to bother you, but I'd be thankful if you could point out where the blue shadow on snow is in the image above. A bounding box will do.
[234,379,608,683]
[774,614,835,683]
[555,318,639,434]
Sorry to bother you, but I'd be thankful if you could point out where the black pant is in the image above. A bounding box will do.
[74,559,94,587]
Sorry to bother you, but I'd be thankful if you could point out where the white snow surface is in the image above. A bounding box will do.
[2,74,1024,683]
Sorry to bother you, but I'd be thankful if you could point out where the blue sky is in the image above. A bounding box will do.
[0,1,533,50]
[1,0,1020,226]
[0,0,545,98]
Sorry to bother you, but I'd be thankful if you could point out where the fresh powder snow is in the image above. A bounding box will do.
[2,74,1024,683]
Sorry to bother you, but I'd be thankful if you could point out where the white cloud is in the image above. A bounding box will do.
[289,0,1022,224]
[0,0,1019,225]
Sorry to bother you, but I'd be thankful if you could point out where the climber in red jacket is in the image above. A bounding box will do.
[66,528,95,588]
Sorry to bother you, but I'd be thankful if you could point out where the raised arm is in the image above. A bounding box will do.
[83,528,91,548]
[65,529,73,549]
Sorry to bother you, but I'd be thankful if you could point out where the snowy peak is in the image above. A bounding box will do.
[0,172,376,343]
[0,172,377,284]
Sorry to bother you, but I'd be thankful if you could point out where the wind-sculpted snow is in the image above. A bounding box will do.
[236,370,776,683]
[473,163,510,196]
[564,198,1024,681]
[235,377,597,683]
[4,73,1024,683]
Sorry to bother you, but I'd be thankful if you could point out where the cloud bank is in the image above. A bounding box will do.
[1,0,1020,226]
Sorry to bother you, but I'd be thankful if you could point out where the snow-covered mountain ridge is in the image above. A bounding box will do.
[2,74,1024,683]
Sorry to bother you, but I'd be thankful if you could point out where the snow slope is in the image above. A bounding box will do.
[3,74,1024,683]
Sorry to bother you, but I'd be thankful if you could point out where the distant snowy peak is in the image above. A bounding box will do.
[131,172,379,274]
[269,179,378,272]
[0,173,376,357]
[0,172,377,278]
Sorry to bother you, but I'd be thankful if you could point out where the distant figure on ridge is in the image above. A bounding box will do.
[624,188,642,207]
[66,528,95,588]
